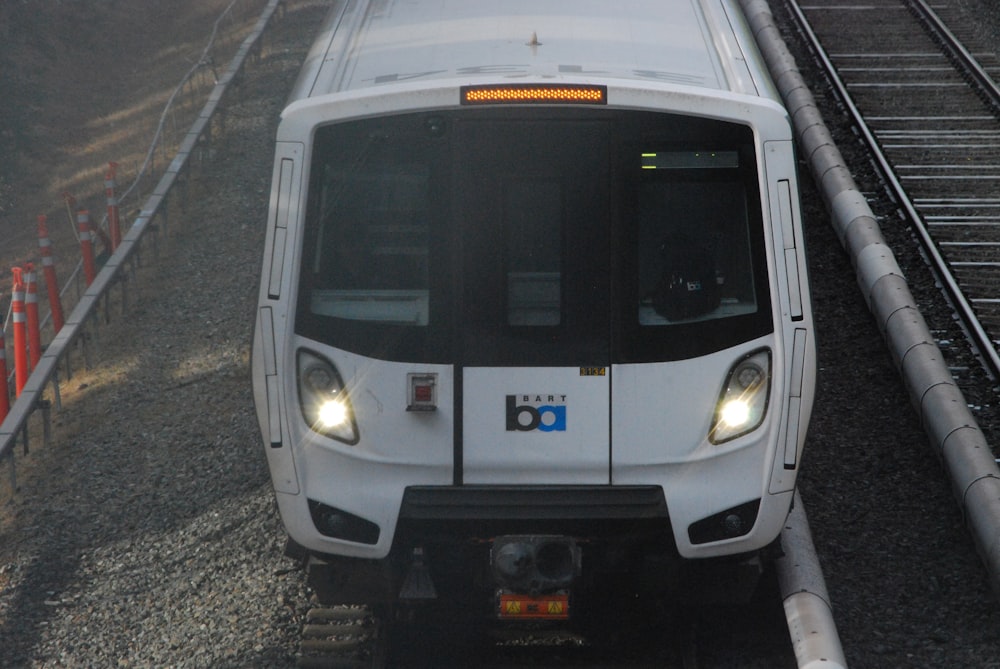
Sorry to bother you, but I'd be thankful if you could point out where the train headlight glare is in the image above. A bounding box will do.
[317,399,349,429]
[710,349,771,444]
[719,399,751,428]
[298,350,359,445]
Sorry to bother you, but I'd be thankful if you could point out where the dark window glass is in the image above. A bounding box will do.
[505,180,562,327]
[307,140,432,323]
[636,152,758,324]
[295,109,773,364]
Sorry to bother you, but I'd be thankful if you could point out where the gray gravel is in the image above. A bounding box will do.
[2,0,1000,667]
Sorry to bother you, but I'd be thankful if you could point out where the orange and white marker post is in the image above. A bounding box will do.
[11,267,28,396]
[105,162,121,251]
[77,209,97,286]
[37,215,65,333]
[24,262,41,371]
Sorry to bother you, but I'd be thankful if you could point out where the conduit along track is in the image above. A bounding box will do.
[786,0,1000,379]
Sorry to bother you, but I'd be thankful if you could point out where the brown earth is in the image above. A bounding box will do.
[0,0,266,295]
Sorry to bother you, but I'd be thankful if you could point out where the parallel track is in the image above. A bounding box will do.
[785,0,1000,380]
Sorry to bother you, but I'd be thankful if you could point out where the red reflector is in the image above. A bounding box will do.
[461,84,607,105]
[498,593,570,620]
[407,373,437,412]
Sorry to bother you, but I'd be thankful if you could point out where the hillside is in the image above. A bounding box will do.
[0,0,262,293]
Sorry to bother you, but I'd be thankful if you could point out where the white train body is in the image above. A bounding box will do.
[253,0,815,611]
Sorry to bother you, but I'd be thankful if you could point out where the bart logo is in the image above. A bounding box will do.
[505,394,567,432]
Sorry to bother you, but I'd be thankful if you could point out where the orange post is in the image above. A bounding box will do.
[11,268,28,396]
[0,315,9,421]
[24,262,41,371]
[37,215,65,333]
[105,162,121,251]
[78,209,97,286]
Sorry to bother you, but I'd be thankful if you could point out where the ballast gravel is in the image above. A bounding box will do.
[1,0,1000,667]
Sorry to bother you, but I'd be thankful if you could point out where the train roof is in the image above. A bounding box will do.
[288,0,777,104]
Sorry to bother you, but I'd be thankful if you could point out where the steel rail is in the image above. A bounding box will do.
[907,0,1000,113]
[786,0,1000,381]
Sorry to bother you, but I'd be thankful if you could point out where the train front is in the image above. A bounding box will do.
[252,0,815,624]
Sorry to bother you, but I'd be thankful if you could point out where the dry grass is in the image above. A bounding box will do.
[0,0,267,298]
[0,0,271,532]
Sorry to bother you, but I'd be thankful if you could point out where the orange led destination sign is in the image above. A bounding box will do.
[461,84,607,105]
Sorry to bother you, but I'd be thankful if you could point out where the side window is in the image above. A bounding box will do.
[308,140,432,325]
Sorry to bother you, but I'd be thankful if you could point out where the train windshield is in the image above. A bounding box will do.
[296,109,773,364]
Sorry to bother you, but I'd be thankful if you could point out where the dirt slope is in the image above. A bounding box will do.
[0,0,261,294]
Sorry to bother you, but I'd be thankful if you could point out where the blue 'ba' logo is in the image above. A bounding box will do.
[506,394,567,432]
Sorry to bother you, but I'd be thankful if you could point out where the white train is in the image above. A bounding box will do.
[253,0,815,623]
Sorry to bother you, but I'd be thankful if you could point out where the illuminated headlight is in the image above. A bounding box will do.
[297,350,359,445]
[709,349,771,444]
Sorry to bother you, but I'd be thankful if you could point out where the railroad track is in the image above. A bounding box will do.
[295,602,682,668]
[784,0,1000,379]
[297,605,385,669]
[293,595,794,668]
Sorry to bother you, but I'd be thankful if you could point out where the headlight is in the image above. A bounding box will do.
[297,350,359,444]
[709,349,771,444]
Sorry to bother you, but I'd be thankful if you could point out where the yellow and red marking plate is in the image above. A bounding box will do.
[498,593,570,620]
